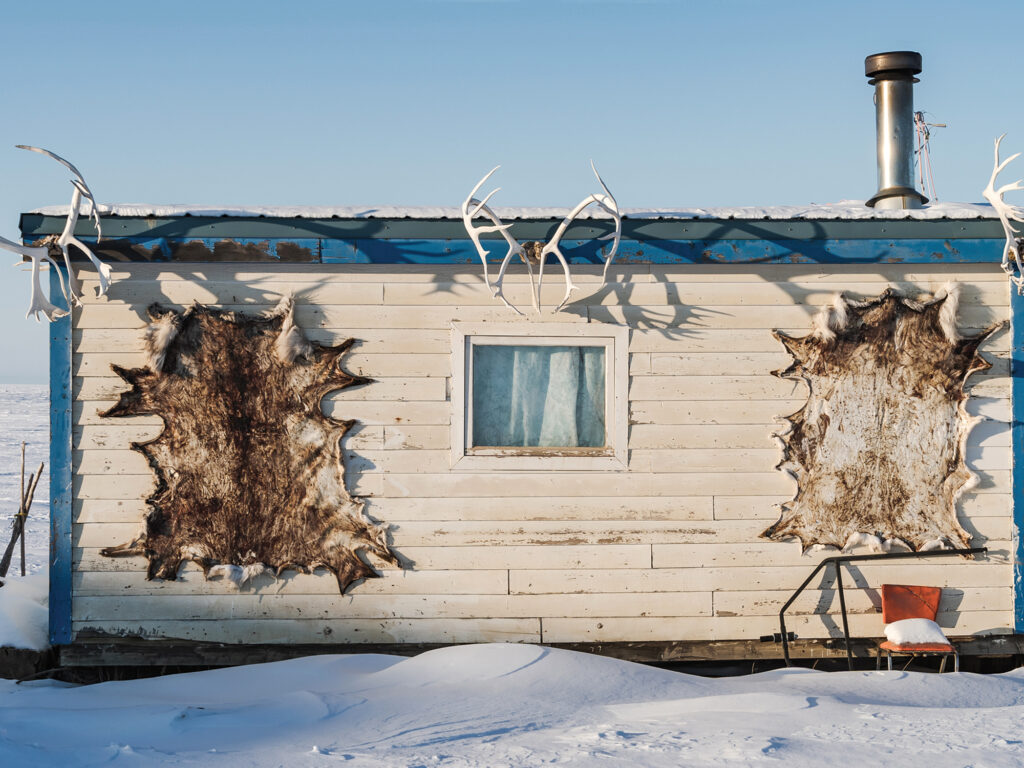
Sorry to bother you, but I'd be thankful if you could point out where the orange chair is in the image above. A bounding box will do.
[876,584,958,672]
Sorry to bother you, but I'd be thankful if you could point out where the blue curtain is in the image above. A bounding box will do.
[472,345,605,448]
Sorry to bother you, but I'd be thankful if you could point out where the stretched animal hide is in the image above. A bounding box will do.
[764,285,1004,552]
[101,299,398,592]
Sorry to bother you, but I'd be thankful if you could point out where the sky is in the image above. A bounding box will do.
[0,0,1021,384]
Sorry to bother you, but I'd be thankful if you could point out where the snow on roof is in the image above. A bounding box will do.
[29,200,1001,220]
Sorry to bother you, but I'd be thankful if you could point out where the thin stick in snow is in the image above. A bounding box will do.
[19,442,25,576]
[0,452,43,581]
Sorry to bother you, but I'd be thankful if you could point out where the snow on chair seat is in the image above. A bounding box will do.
[876,584,958,672]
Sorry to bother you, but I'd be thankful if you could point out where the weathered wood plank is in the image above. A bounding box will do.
[711,493,1012,520]
[590,304,1002,329]
[509,562,1013,594]
[385,279,1008,307]
[629,425,779,449]
[630,449,780,472]
[629,400,803,425]
[75,352,453,379]
[74,544,653,571]
[629,397,1009,426]
[72,618,542,644]
[648,352,792,376]
[72,422,389,452]
[75,495,716,524]
[77,516,1009,550]
[73,303,589,330]
[89,279,383,307]
[629,376,807,401]
[712,587,1011,617]
[74,327,453,355]
[103,466,990,501]
[629,327,1010,354]
[381,425,449,450]
[73,400,453,429]
[71,592,713,621]
[541,611,1013,643]
[78,519,841,548]
[76,375,447,402]
[72,472,387,500]
[652,540,1010,569]
[73,567,511,596]
[375,472,797,498]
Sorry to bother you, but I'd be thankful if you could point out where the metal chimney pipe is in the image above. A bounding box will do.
[865,51,928,209]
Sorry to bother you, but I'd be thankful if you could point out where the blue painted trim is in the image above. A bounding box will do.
[50,235,1004,265]
[48,267,73,646]
[328,237,1000,266]
[1012,288,1024,633]
[19,211,1009,242]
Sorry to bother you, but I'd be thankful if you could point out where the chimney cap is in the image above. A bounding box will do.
[865,51,922,79]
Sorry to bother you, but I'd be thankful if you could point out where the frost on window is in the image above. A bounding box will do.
[471,345,606,449]
[763,285,1004,552]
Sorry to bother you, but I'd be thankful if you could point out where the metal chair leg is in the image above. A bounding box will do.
[887,651,893,671]
[954,651,959,673]
[939,655,947,674]
[876,647,881,670]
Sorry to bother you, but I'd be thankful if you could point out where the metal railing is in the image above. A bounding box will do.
[770,547,987,668]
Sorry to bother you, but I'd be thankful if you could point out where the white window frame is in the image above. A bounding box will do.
[450,322,629,471]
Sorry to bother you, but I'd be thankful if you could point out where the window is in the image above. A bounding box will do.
[451,323,628,470]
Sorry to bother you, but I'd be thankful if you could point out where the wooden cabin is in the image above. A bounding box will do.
[24,201,1023,666]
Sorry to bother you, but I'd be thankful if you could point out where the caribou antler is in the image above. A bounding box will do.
[17,145,111,303]
[461,162,621,314]
[540,161,621,311]
[0,235,67,321]
[461,166,533,315]
[982,134,1024,293]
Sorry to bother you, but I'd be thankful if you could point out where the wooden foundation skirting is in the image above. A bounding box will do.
[57,634,1024,668]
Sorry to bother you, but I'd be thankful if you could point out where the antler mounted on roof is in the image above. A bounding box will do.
[461,162,622,314]
[0,146,112,321]
[982,134,1024,294]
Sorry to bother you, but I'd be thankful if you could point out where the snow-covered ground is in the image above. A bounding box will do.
[3,385,1024,766]
[0,384,49,579]
[2,644,1024,766]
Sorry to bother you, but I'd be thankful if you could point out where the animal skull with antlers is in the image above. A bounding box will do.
[982,134,1024,294]
[0,146,111,321]
[461,162,622,314]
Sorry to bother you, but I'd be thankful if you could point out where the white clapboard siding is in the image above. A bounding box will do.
[71,618,542,645]
[73,568,512,597]
[71,517,1011,551]
[71,592,713,622]
[76,375,446,403]
[712,493,1010,520]
[385,280,1008,307]
[630,328,1010,353]
[74,327,453,355]
[73,544,655,571]
[651,541,1012,569]
[67,262,1015,646]
[73,495,718,524]
[509,563,1014,594]
[74,303,591,330]
[712,587,1011,617]
[74,352,453,379]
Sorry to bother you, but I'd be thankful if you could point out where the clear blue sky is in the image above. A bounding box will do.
[1,0,1021,383]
